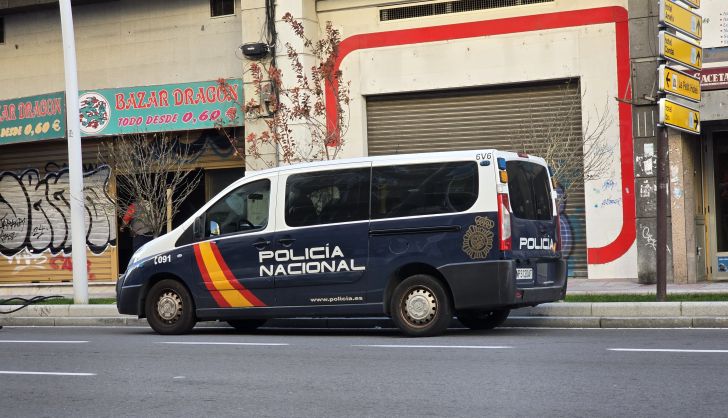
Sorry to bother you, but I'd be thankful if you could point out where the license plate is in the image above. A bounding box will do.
[516,268,533,281]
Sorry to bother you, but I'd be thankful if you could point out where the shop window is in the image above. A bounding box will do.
[210,0,234,17]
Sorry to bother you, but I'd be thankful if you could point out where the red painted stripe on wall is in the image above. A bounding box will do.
[325,6,635,265]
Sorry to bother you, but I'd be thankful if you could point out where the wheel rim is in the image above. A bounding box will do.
[402,286,437,327]
[156,290,183,324]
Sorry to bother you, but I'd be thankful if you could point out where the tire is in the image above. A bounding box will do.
[227,319,267,332]
[391,274,452,337]
[457,309,510,330]
[145,279,197,335]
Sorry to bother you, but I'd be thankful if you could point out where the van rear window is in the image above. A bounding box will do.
[506,161,552,221]
[372,161,478,219]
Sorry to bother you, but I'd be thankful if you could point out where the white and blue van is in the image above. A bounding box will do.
[117,150,567,337]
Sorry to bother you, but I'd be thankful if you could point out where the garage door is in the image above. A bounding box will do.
[366,79,587,277]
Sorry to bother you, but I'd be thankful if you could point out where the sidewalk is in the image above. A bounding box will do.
[567,278,728,295]
[4,278,728,300]
[3,279,728,329]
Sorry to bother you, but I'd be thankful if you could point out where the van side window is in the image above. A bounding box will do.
[506,161,552,221]
[371,161,478,219]
[203,179,270,237]
[285,168,370,227]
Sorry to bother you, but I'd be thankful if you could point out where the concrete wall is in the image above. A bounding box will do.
[0,0,242,99]
[311,0,635,279]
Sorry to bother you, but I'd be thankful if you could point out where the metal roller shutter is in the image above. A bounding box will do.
[366,79,587,277]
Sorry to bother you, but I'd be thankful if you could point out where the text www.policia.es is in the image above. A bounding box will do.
[310,296,364,303]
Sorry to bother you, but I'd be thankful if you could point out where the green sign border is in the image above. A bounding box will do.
[79,79,244,137]
[0,92,66,145]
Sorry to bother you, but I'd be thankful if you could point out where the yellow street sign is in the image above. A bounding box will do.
[658,65,701,102]
[659,98,700,135]
[681,0,699,8]
[659,31,702,71]
[660,0,702,41]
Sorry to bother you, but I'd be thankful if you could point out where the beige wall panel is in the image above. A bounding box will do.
[0,0,242,100]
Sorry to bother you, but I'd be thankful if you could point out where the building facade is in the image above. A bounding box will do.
[0,0,726,283]
[0,0,247,283]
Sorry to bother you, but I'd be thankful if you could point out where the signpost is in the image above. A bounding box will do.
[659,31,703,71]
[656,0,702,301]
[658,65,701,102]
[658,98,701,134]
[659,0,702,40]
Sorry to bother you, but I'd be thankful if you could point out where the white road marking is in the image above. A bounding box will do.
[609,348,728,353]
[158,342,289,346]
[353,344,513,349]
[0,371,96,376]
[0,340,88,344]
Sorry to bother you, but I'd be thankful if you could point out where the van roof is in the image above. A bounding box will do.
[244,149,510,178]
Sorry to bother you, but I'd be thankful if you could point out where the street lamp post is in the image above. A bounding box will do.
[59,0,89,304]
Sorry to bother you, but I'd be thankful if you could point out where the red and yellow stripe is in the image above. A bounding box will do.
[193,241,266,308]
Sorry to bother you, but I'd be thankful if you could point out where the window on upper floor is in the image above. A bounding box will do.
[0,17,5,45]
[210,0,234,17]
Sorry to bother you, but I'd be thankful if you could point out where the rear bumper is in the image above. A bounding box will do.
[439,258,567,311]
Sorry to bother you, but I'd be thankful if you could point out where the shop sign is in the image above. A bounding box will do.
[0,92,66,145]
[659,31,703,71]
[660,0,702,41]
[659,65,701,102]
[685,67,728,91]
[659,98,700,135]
[79,79,244,136]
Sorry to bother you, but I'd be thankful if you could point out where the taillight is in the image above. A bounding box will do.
[498,193,512,251]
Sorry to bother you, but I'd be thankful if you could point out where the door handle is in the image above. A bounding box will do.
[252,239,271,250]
[278,237,296,247]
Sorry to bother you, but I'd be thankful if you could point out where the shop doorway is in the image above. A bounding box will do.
[116,169,206,273]
[707,130,728,280]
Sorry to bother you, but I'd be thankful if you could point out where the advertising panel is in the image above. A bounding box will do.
[79,79,244,137]
[701,2,727,48]
[0,93,66,145]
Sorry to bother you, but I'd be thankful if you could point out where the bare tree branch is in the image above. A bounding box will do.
[98,134,202,238]
[518,82,614,203]
[217,13,350,168]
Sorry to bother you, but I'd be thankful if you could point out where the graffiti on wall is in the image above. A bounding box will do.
[0,165,116,257]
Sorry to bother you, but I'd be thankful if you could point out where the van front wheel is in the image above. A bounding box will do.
[145,279,196,335]
[457,309,510,330]
[391,275,452,337]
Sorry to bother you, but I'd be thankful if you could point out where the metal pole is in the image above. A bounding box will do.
[59,0,89,304]
[656,126,668,301]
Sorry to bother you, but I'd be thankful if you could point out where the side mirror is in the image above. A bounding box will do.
[209,220,221,237]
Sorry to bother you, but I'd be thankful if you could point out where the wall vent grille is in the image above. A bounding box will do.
[380,0,554,21]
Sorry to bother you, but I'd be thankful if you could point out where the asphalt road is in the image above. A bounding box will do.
[0,326,727,418]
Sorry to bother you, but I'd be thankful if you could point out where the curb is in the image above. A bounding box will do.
[3,303,728,329]
[2,315,728,329]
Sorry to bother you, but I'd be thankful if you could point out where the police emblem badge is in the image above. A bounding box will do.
[462,216,495,259]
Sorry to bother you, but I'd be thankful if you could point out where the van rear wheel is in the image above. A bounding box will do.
[391,275,452,337]
[458,309,510,330]
[145,279,196,335]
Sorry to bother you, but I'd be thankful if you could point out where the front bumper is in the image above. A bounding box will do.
[439,258,567,311]
[116,274,143,316]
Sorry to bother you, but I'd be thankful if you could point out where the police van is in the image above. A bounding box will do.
[117,150,567,337]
